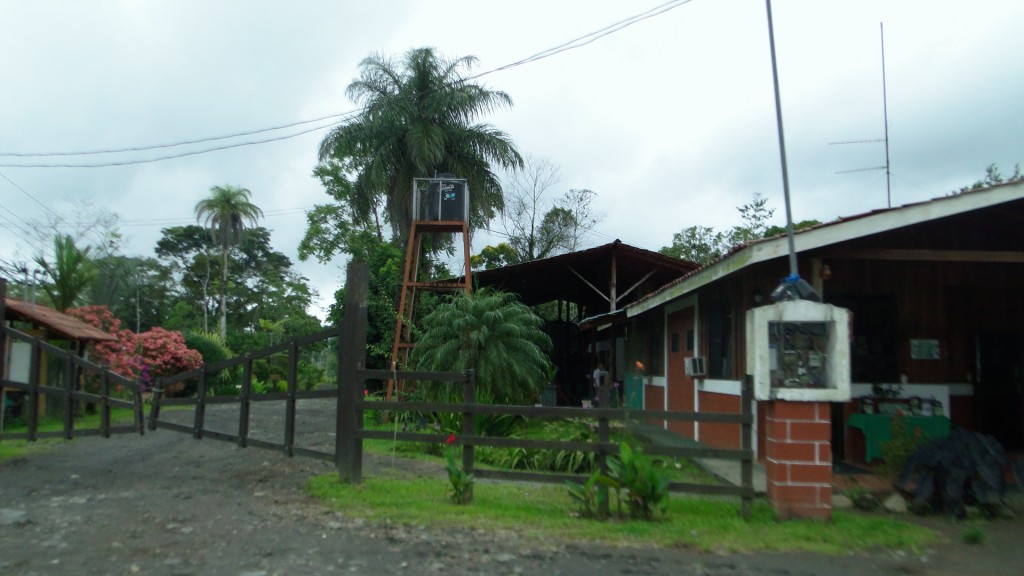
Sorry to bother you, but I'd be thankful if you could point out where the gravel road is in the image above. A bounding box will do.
[1,400,1021,575]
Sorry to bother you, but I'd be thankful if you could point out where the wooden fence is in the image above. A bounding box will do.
[0,301,145,441]
[335,263,755,517]
[147,326,343,462]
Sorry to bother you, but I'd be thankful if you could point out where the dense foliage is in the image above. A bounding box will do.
[67,305,202,381]
[411,288,553,405]
[315,47,522,250]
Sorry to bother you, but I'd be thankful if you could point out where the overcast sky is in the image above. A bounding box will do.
[2,0,1022,319]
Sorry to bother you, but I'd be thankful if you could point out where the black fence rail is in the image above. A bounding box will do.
[0,324,145,441]
[147,326,343,461]
[334,263,754,518]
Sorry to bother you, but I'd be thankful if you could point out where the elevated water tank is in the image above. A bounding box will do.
[413,176,469,223]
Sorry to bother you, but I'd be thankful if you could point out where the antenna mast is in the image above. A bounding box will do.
[881,22,892,208]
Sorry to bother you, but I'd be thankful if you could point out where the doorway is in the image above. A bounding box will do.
[975,332,1024,451]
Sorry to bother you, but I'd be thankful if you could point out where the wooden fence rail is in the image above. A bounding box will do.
[0,324,144,441]
[335,262,754,518]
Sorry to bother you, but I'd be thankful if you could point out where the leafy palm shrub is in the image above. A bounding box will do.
[185,331,235,395]
[411,288,553,406]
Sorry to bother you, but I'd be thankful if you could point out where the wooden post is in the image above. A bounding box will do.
[741,375,754,519]
[148,377,163,431]
[284,340,298,457]
[337,261,368,483]
[27,341,40,441]
[462,369,475,503]
[100,370,111,438]
[63,354,74,440]
[193,371,207,439]
[238,355,252,447]
[598,400,611,518]
[0,280,6,436]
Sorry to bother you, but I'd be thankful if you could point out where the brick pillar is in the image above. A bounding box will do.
[765,401,832,520]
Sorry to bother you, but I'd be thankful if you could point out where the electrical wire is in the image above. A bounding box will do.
[0,120,344,168]
[0,111,359,158]
[0,0,694,168]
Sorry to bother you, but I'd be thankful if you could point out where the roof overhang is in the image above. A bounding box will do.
[627,180,1024,317]
[4,298,117,342]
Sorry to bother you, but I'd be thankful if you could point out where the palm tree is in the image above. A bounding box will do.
[411,288,552,405]
[35,234,98,311]
[318,47,523,248]
[194,185,263,341]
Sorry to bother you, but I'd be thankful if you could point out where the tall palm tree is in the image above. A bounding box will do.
[35,234,98,311]
[411,288,552,405]
[318,47,523,248]
[194,185,263,341]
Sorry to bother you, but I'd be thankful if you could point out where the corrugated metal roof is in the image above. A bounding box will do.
[3,298,117,342]
[626,180,1024,315]
[467,240,699,313]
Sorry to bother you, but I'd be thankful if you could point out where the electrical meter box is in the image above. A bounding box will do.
[412,177,469,223]
[746,299,851,401]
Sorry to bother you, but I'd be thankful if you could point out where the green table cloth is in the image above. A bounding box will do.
[846,413,951,463]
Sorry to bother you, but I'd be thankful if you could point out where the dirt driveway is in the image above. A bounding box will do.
[1,401,1021,575]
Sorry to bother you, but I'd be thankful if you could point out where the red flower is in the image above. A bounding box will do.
[446,434,457,445]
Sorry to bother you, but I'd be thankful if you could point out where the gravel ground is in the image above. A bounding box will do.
[1,400,1021,575]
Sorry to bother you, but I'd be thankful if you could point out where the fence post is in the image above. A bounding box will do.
[100,370,111,438]
[598,401,611,518]
[284,340,298,457]
[63,355,74,440]
[27,342,40,441]
[0,280,6,435]
[148,377,163,431]
[238,355,253,448]
[462,369,475,503]
[741,375,754,519]
[337,261,368,484]
[193,371,207,439]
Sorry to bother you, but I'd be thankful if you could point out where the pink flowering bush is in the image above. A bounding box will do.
[137,327,203,377]
[67,306,202,383]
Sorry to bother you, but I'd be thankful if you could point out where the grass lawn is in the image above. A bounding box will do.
[307,471,938,555]
[0,407,138,463]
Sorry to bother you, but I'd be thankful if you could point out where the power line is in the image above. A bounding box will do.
[0,120,344,168]
[470,0,693,81]
[0,111,358,158]
[0,0,694,168]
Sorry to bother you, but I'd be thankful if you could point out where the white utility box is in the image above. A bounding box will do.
[746,300,852,401]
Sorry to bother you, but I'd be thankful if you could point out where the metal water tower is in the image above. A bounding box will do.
[387,175,473,401]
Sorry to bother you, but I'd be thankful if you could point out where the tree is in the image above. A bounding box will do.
[728,192,775,245]
[411,289,553,405]
[88,255,175,333]
[34,234,98,311]
[194,185,264,341]
[316,47,523,250]
[952,163,1023,195]
[470,242,519,270]
[474,157,603,268]
[658,226,728,265]
[155,224,216,332]
[659,193,817,266]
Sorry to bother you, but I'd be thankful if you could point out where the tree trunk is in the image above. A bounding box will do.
[220,246,228,342]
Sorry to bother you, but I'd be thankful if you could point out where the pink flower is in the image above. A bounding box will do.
[446,434,457,445]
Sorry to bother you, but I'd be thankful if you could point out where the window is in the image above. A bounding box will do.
[707,298,733,379]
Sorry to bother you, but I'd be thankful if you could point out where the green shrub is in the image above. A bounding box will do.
[881,415,927,479]
[961,526,985,545]
[566,442,670,521]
